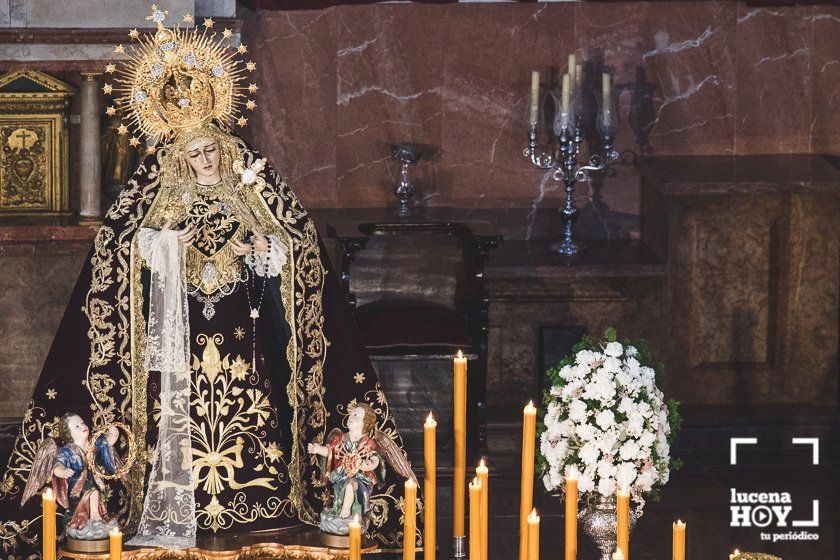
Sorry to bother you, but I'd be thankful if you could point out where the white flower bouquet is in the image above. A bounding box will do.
[537,328,681,510]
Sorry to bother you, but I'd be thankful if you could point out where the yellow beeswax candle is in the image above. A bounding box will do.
[527,509,540,560]
[476,459,489,560]
[672,520,685,560]
[518,401,537,560]
[42,488,55,560]
[424,413,437,560]
[109,526,122,560]
[453,350,467,537]
[350,516,361,560]
[617,486,630,559]
[404,479,417,560]
[469,477,482,560]
[564,469,578,560]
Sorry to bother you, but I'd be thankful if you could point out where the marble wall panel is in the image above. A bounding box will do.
[643,1,736,155]
[241,8,338,208]
[810,7,840,154]
[0,254,85,417]
[734,5,812,154]
[333,4,445,208]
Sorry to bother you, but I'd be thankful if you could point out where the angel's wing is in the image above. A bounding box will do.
[373,429,418,485]
[20,438,58,506]
[326,428,343,445]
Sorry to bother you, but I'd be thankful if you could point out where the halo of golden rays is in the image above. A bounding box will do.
[103,3,256,141]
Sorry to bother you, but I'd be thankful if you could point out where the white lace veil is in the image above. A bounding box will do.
[128,228,196,549]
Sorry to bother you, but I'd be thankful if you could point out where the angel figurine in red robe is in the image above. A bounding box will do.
[308,403,418,539]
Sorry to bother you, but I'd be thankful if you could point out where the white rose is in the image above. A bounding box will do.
[597,433,619,455]
[568,400,588,423]
[598,476,617,497]
[241,168,258,184]
[578,442,600,466]
[596,459,617,479]
[542,473,554,491]
[615,370,633,388]
[602,356,622,373]
[604,341,623,357]
[616,461,637,487]
[595,410,615,430]
[635,470,655,492]
[619,439,640,461]
[578,470,596,493]
[638,432,656,450]
[576,422,596,442]
[627,413,645,437]
[618,396,636,414]
[625,345,638,357]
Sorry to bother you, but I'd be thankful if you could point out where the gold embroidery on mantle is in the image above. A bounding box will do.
[182,332,292,532]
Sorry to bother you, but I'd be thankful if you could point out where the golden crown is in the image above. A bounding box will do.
[103,4,258,147]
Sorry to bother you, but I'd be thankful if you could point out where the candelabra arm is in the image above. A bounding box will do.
[523,126,556,169]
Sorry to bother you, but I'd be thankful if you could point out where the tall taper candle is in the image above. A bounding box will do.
[672,520,685,560]
[518,402,537,560]
[564,469,578,560]
[575,64,582,91]
[527,509,540,560]
[42,488,56,560]
[109,527,122,560]
[617,486,630,559]
[469,478,482,560]
[561,74,571,114]
[568,53,576,80]
[424,413,437,560]
[404,478,417,560]
[350,516,362,560]
[529,71,540,125]
[602,73,611,105]
[476,459,489,560]
[453,350,467,537]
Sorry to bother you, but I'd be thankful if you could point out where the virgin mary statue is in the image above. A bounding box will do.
[0,5,420,557]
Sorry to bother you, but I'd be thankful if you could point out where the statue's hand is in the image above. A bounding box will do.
[230,240,252,256]
[53,466,74,479]
[106,425,119,446]
[307,443,328,457]
[252,231,269,252]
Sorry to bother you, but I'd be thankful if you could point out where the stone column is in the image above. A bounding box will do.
[78,72,102,225]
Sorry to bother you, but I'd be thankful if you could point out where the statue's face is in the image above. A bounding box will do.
[184,137,220,181]
[66,414,88,443]
[347,407,365,434]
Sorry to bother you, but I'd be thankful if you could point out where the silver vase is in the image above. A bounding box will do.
[579,495,638,560]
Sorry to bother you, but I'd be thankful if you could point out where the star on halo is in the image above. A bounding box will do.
[354,372,366,384]
[114,44,125,54]
[248,83,259,93]
[102,83,113,94]
[117,124,128,135]
[129,137,141,147]
[246,100,256,110]
[245,61,256,72]
[222,28,233,39]
[104,63,116,73]
[146,145,156,154]
[237,116,248,127]
[203,17,215,29]
[237,44,248,54]
[128,29,139,40]
[105,106,116,116]
[183,12,194,23]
